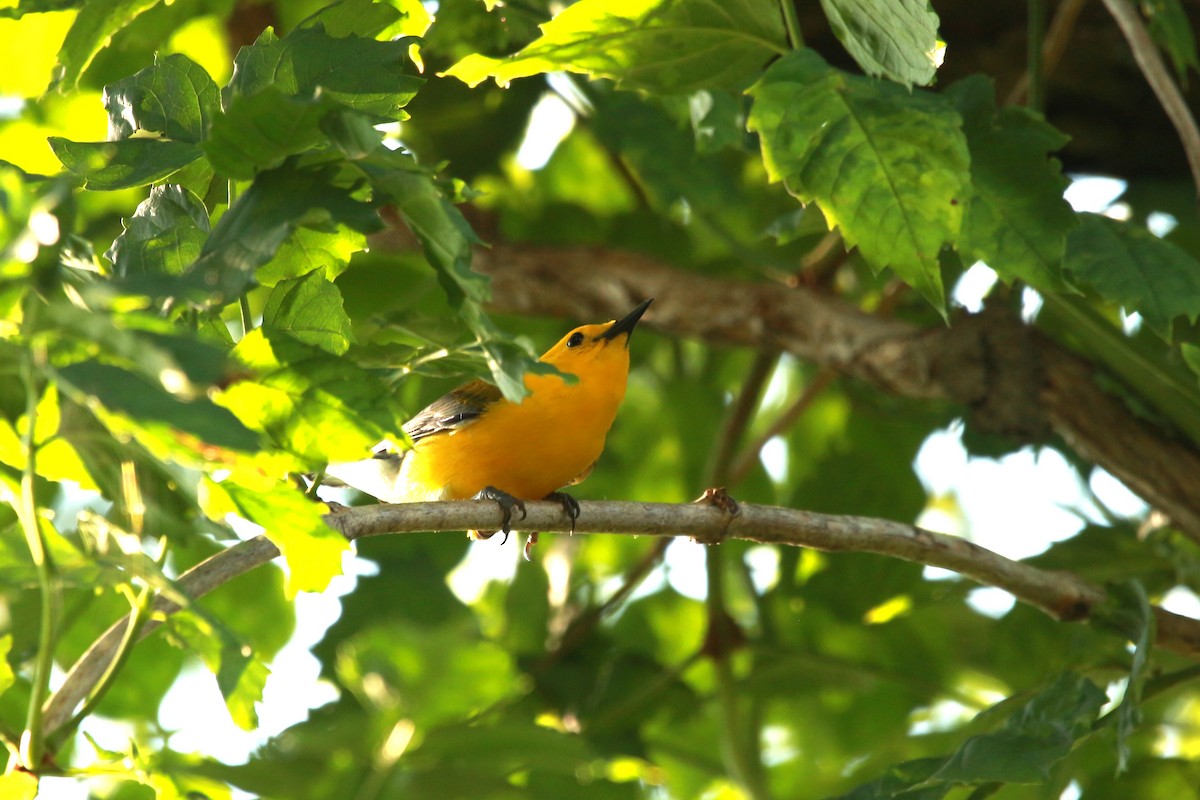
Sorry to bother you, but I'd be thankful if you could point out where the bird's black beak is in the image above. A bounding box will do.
[599,298,653,344]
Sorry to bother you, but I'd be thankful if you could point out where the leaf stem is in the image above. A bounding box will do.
[779,0,803,49]
[239,294,254,336]
[228,178,255,336]
[17,313,54,772]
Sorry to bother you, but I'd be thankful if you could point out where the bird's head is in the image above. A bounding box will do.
[539,299,653,378]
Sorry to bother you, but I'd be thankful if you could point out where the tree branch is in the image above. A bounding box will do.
[472,245,1200,541]
[42,499,1200,739]
[1101,0,1200,203]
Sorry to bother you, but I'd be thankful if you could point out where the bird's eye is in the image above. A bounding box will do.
[566,332,585,348]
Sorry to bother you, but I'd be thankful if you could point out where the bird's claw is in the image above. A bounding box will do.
[544,491,581,534]
[474,486,527,542]
[524,531,539,561]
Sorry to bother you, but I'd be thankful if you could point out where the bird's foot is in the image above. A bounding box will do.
[524,531,539,561]
[472,485,527,544]
[692,487,740,544]
[544,491,581,534]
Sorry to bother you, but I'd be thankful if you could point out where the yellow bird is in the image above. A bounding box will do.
[325,299,652,541]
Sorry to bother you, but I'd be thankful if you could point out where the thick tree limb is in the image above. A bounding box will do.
[42,499,1200,738]
[473,245,1200,541]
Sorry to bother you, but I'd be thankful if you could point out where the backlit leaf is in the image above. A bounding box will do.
[225,26,423,121]
[443,0,787,92]
[102,52,219,142]
[105,183,210,276]
[261,269,355,355]
[219,479,348,596]
[48,136,202,190]
[748,49,969,313]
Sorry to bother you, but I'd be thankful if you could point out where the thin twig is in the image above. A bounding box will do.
[42,498,1200,739]
[727,368,837,486]
[1102,0,1200,203]
[1006,0,1089,106]
[1027,0,1047,112]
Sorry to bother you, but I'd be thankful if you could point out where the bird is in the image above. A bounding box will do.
[323,299,653,546]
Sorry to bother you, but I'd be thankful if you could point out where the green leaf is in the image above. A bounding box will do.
[748,49,969,314]
[1142,0,1199,84]
[48,137,203,190]
[262,269,355,355]
[1064,213,1200,338]
[353,147,486,305]
[818,0,941,86]
[186,162,382,308]
[163,610,271,730]
[225,26,423,121]
[300,0,403,38]
[53,0,160,90]
[217,329,405,465]
[56,360,259,451]
[932,673,1107,784]
[105,183,210,276]
[204,88,341,179]
[220,479,348,596]
[298,0,431,39]
[947,76,1076,291]
[256,225,365,286]
[443,0,788,93]
[102,52,220,143]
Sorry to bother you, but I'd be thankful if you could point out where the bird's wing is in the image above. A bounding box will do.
[402,379,504,442]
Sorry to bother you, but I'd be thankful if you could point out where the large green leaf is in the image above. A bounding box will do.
[443,0,788,92]
[105,183,210,276]
[948,76,1076,291]
[818,0,941,86]
[217,329,405,465]
[204,88,340,179]
[748,48,969,313]
[261,269,355,356]
[225,26,423,120]
[1064,213,1200,338]
[163,610,271,730]
[932,673,1106,784]
[56,360,258,451]
[300,0,432,40]
[53,0,160,90]
[48,136,202,190]
[185,162,382,308]
[353,147,484,305]
[256,224,365,287]
[219,479,349,596]
[102,52,219,143]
